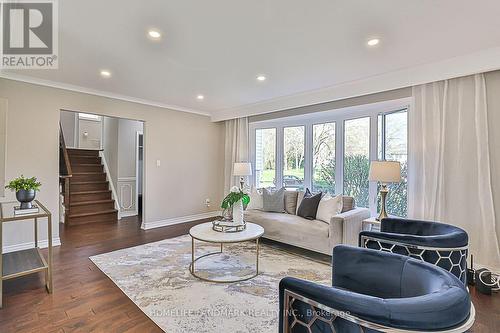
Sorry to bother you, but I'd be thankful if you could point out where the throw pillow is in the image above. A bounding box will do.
[296,189,322,220]
[246,188,263,210]
[296,190,306,214]
[262,187,285,213]
[284,190,299,214]
[316,194,343,223]
[342,196,355,212]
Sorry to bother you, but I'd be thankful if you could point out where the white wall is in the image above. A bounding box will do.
[102,116,119,189]
[60,110,76,147]
[77,118,102,149]
[118,119,143,178]
[0,99,6,198]
[0,78,224,250]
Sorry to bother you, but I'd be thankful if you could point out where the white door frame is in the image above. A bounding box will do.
[135,130,143,219]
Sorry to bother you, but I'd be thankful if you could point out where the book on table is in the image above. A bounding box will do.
[14,205,39,215]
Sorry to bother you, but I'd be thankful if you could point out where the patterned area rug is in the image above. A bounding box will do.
[89,235,331,333]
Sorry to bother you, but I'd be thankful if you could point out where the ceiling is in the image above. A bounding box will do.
[2,0,500,121]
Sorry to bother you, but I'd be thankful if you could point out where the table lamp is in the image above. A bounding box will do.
[369,161,401,221]
[233,162,252,189]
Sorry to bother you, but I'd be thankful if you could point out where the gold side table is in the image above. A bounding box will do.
[0,200,53,308]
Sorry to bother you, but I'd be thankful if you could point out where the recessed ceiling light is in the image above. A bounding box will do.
[256,75,267,81]
[197,95,204,100]
[100,70,111,78]
[148,30,161,39]
[367,38,380,47]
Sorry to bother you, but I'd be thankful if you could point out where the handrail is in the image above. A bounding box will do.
[59,123,73,178]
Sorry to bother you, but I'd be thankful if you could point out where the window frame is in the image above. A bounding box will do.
[377,108,409,217]
[283,125,306,190]
[253,126,278,189]
[343,116,371,209]
[249,98,410,215]
[312,121,336,194]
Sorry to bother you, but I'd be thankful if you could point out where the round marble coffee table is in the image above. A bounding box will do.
[189,222,264,283]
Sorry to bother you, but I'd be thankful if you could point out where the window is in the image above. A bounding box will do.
[250,102,410,214]
[343,117,370,208]
[378,110,408,217]
[312,122,336,194]
[255,128,276,188]
[283,126,305,190]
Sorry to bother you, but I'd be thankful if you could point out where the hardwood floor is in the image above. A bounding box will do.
[0,217,498,332]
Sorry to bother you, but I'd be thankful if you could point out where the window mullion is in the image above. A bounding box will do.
[369,115,379,215]
[304,123,313,191]
[276,126,284,189]
[336,121,343,196]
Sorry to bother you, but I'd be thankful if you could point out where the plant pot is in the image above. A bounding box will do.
[16,189,36,209]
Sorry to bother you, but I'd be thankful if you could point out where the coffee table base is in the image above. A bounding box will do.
[189,237,260,283]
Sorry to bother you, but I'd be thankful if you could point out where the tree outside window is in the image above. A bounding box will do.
[313,123,336,194]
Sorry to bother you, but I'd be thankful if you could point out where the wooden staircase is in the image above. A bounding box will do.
[65,149,118,225]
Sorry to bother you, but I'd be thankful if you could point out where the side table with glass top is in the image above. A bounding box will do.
[0,200,53,308]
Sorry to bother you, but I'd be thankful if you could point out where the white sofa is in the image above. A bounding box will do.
[244,192,370,255]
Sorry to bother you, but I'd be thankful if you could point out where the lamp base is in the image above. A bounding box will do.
[376,185,389,221]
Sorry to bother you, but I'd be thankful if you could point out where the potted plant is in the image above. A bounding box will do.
[5,175,42,209]
[221,186,250,224]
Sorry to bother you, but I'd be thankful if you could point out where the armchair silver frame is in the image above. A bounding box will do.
[283,289,475,333]
[360,235,468,284]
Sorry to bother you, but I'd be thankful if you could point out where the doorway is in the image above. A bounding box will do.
[59,110,145,226]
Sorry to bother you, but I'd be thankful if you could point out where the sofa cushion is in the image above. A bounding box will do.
[284,190,298,214]
[296,190,306,214]
[246,188,263,210]
[244,209,330,252]
[341,196,355,213]
[262,187,285,213]
[297,189,322,220]
[316,194,343,223]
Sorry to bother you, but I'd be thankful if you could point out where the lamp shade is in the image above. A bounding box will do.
[369,161,401,183]
[233,162,252,176]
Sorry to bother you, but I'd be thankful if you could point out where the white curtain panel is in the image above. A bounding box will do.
[224,117,249,194]
[410,73,500,269]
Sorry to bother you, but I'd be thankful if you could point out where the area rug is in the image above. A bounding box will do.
[89,235,331,333]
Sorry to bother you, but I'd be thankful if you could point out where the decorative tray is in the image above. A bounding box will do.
[212,220,247,233]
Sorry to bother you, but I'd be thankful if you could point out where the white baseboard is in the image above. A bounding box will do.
[142,211,220,230]
[120,210,138,218]
[2,237,61,254]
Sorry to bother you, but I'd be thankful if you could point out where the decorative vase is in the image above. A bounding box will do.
[222,206,233,221]
[232,199,244,225]
[16,189,36,209]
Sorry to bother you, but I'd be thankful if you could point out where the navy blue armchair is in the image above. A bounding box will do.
[279,246,474,333]
[359,218,468,283]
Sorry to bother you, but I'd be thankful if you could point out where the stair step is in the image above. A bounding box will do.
[71,190,112,202]
[71,181,109,192]
[67,209,118,226]
[69,208,118,217]
[67,148,100,157]
[70,199,114,206]
[69,199,115,214]
[69,156,101,165]
[72,172,106,182]
[72,164,103,173]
